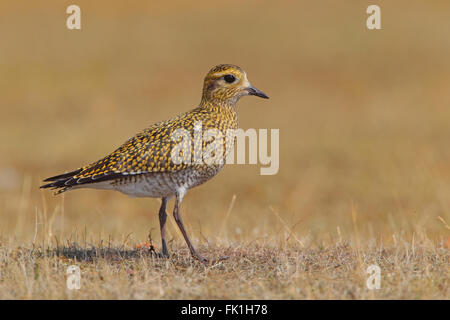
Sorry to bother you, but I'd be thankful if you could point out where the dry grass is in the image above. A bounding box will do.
[0,235,447,299]
[0,0,449,299]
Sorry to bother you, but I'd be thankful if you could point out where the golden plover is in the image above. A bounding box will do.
[41,64,269,263]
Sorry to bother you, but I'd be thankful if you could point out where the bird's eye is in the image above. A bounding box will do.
[223,74,236,83]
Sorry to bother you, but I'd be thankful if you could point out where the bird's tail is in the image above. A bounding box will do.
[40,168,83,194]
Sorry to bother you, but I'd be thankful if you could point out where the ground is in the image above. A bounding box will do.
[0,237,447,299]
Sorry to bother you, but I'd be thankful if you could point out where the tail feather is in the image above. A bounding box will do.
[40,168,83,194]
[42,168,83,182]
[40,167,125,194]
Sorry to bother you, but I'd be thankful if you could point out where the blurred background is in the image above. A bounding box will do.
[1,0,450,246]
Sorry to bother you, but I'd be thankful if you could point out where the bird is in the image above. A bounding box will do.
[40,64,269,263]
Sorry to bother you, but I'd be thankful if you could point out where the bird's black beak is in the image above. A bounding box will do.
[247,86,269,99]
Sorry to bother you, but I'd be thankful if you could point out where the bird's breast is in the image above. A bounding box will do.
[110,165,224,198]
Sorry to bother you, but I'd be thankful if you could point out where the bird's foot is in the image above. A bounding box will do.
[195,253,229,265]
[157,250,170,259]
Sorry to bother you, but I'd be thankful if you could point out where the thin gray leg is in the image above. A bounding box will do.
[158,197,169,257]
[172,192,229,264]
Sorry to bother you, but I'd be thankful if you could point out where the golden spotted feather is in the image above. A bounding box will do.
[41,104,237,193]
[40,63,270,195]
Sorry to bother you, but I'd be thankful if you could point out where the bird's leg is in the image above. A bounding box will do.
[173,193,206,262]
[173,193,228,264]
[158,197,170,258]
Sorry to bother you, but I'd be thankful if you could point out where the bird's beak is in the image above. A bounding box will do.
[247,86,269,99]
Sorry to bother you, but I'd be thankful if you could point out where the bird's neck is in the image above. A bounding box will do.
[199,98,237,114]
[197,98,239,131]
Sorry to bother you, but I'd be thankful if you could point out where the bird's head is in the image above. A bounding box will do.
[201,64,269,106]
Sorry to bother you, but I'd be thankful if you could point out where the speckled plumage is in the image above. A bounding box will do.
[42,104,237,196]
[41,65,243,195]
[41,64,268,263]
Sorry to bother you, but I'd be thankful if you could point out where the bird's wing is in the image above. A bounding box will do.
[40,109,202,191]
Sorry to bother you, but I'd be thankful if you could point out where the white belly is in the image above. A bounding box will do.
[79,165,224,198]
[113,174,177,198]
